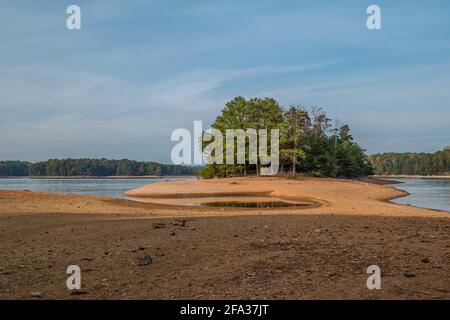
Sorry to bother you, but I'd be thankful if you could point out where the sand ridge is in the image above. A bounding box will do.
[1,177,448,218]
[124,177,449,218]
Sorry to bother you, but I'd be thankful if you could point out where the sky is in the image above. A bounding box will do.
[1,0,449,163]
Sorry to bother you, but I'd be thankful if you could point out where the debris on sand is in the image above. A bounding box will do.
[404,271,416,278]
[279,239,293,246]
[172,219,188,227]
[138,255,153,266]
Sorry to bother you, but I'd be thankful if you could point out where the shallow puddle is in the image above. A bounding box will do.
[192,201,303,208]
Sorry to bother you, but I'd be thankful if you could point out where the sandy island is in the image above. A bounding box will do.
[0,177,449,299]
[124,176,448,217]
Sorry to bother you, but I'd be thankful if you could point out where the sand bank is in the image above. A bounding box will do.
[124,177,449,217]
[1,177,448,218]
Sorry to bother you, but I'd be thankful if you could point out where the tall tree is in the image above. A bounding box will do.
[281,106,306,176]
[203,97,284,177]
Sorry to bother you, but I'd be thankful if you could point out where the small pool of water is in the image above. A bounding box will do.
[194,201,302,208]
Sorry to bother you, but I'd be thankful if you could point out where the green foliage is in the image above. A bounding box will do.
[337,141,373,177]
[0,161,30,176]
[200,97,372,179]
[0,159,199,177]
[199,165,218,179]
[203,96,284,177]
[280,106,306,176]
[370,148,450,176]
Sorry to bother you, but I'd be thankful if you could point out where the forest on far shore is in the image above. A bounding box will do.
[0,159,199,177]
[370,147,450,176]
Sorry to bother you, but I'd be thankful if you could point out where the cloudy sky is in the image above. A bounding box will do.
[1,0,449,163]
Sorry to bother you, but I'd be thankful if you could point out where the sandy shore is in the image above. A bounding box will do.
[0,177,449,299]
[124,177,449,217]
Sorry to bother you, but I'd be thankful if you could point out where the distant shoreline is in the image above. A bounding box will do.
[372,175,450,179]
[0,175,197,180]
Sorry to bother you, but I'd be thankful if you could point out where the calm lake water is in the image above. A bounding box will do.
[0,178,193,199]
[388,178,450,213]
[1,177,449,212]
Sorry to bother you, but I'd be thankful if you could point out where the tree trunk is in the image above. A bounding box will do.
[292,156,296,177]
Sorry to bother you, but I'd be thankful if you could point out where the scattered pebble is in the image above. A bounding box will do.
[404,271,416,278]
[279,239,293,246]
[172,219,187,227]
[328,272,338,277]
[138,255,153,266]
[31,291,42,298]
[153,223,166,229]
[421,258,430,263]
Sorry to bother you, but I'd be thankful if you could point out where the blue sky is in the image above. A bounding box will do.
[1,0,449,162]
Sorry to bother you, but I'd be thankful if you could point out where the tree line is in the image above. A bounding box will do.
[370,147,450,176]
[200,96,373,178]
[0,158,199,177]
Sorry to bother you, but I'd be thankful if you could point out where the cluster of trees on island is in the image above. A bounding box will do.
[0,159,199,177]
[199,96,373,178]
[370,147,450,176]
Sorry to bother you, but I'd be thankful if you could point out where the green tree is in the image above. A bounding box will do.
[370,147,450,176]
[280,106,306,176]
[202,96,284,177]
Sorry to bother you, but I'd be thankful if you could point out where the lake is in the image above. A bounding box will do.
[1,177,449,213]
[0,177,194,199]
[388,178,450,213]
